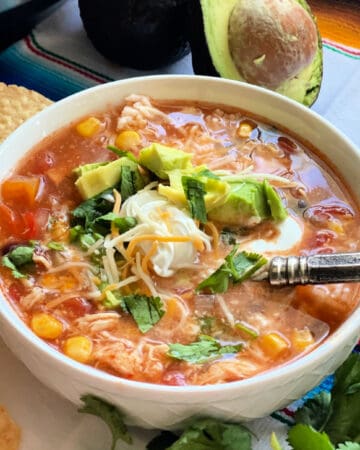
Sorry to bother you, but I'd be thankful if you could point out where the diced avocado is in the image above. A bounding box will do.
[75,157,141,200]
[208,179,288,226]
[208,181,270,226]
[139,143,192,179]
[263,180,287,221]
[73,162,108,177]
[158,168,230,210]
[188,0,323,106]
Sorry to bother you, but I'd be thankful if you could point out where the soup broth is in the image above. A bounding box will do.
[0,95,359,385]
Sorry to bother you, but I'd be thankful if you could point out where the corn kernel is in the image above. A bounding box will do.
[76,117,102,137]
[31,313,63,340]
[292,328,315,352]
[259,332,289,358]
[115,130,141,150]
[237,120,255,138]
[63,336,93,363]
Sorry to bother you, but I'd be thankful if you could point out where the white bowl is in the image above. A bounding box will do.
[0,76,359,429]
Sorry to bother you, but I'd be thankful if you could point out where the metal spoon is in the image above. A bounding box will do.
[267,252,360,286]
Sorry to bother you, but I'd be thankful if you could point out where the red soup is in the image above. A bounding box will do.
[0,94,359,385]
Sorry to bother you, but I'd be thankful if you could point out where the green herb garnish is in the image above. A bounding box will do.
[95,213,137,233]
[120,165,139,202]
[47,241,65,251]
[104,292,165,333]
[107,145,138,162]
[294,353,360,445]
[2,244,35,279]
[182,176,207,223]
[147,418,252,450]
[196,246,267,294]
[167,335,242,364]
[78,395,132,450]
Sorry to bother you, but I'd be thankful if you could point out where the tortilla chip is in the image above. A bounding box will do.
[0,83,52,143]
[0,406,21,450]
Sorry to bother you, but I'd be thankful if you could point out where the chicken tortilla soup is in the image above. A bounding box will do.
[0,95,359,386]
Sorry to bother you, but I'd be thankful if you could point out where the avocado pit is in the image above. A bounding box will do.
[228,0,318,89]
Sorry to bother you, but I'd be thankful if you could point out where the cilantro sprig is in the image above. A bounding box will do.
[196,246,267,294]
[104,292,165,333]
[78,395,132,450]
[2,244,35,279]
[167,335,242,364]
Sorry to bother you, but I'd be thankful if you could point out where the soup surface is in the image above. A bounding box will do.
[0,95,359,385]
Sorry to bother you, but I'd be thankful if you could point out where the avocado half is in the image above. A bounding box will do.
[78,0,190,70]
[188,0,323,106]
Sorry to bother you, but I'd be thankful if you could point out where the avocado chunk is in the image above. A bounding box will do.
[73,162,108,178]
[75,158,142,199]
[78,0,190,70]
[139,143,193,179]
[158,167,230,210]
[208,180,287,226]
[188,0,323,106]
[263,180,287,221]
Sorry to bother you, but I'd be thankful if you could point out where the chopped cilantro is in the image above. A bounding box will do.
[196,246,267,294]
[196,168,221,180]
[159,418,252,450]
[107,145,138,162]
[71,188,114,233]
[78,395,132,450]
[95,213,137,233]
[167,335,242,364]
[47,241,65,251]
[103,292,164,333]
[1,244,35,279]
[182,176,207,223]
[120,165,138,202]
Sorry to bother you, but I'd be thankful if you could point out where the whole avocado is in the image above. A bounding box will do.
[187,0,323,106]
[78,0,190,70]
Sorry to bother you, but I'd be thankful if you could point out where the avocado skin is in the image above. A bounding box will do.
[79,0,190,70]
[187,0,323,107]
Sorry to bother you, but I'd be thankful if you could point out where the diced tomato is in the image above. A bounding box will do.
[62,297,93,319]
[163,371,187,386]
[1,176,41,208]
[0,203,25,237]
[22,211,37,240]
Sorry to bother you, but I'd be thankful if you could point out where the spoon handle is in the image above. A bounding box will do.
[269,252,360,286]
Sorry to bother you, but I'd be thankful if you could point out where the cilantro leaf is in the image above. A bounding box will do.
[196,168,220,180]
[326,353,360,444]
[78,394,132,450]
[294,391,332,432]
[2,256,26,279]
[182,176,207,224]
[166,418,252,450]
[337,443,360,450]
[287,424,335,450]
[71,188,114,232]
[2,245,35,279]
[196,246,267,294]
[107,145,138,162]
[47,241,65,251]
[146,431,179,450]
[120,165,138,202]
[95,213,137,233]
[103,292,165,333]
[123,294,165,333]
[167,335,242,364]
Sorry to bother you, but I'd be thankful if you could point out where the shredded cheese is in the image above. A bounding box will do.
[141,241,158,274]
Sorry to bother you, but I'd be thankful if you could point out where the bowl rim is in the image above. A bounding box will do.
[0,74,359,396]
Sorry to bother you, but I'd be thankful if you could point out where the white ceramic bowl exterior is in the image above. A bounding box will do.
[0,76,359,429]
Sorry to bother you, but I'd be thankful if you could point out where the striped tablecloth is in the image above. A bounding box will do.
[0,1,359,449]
